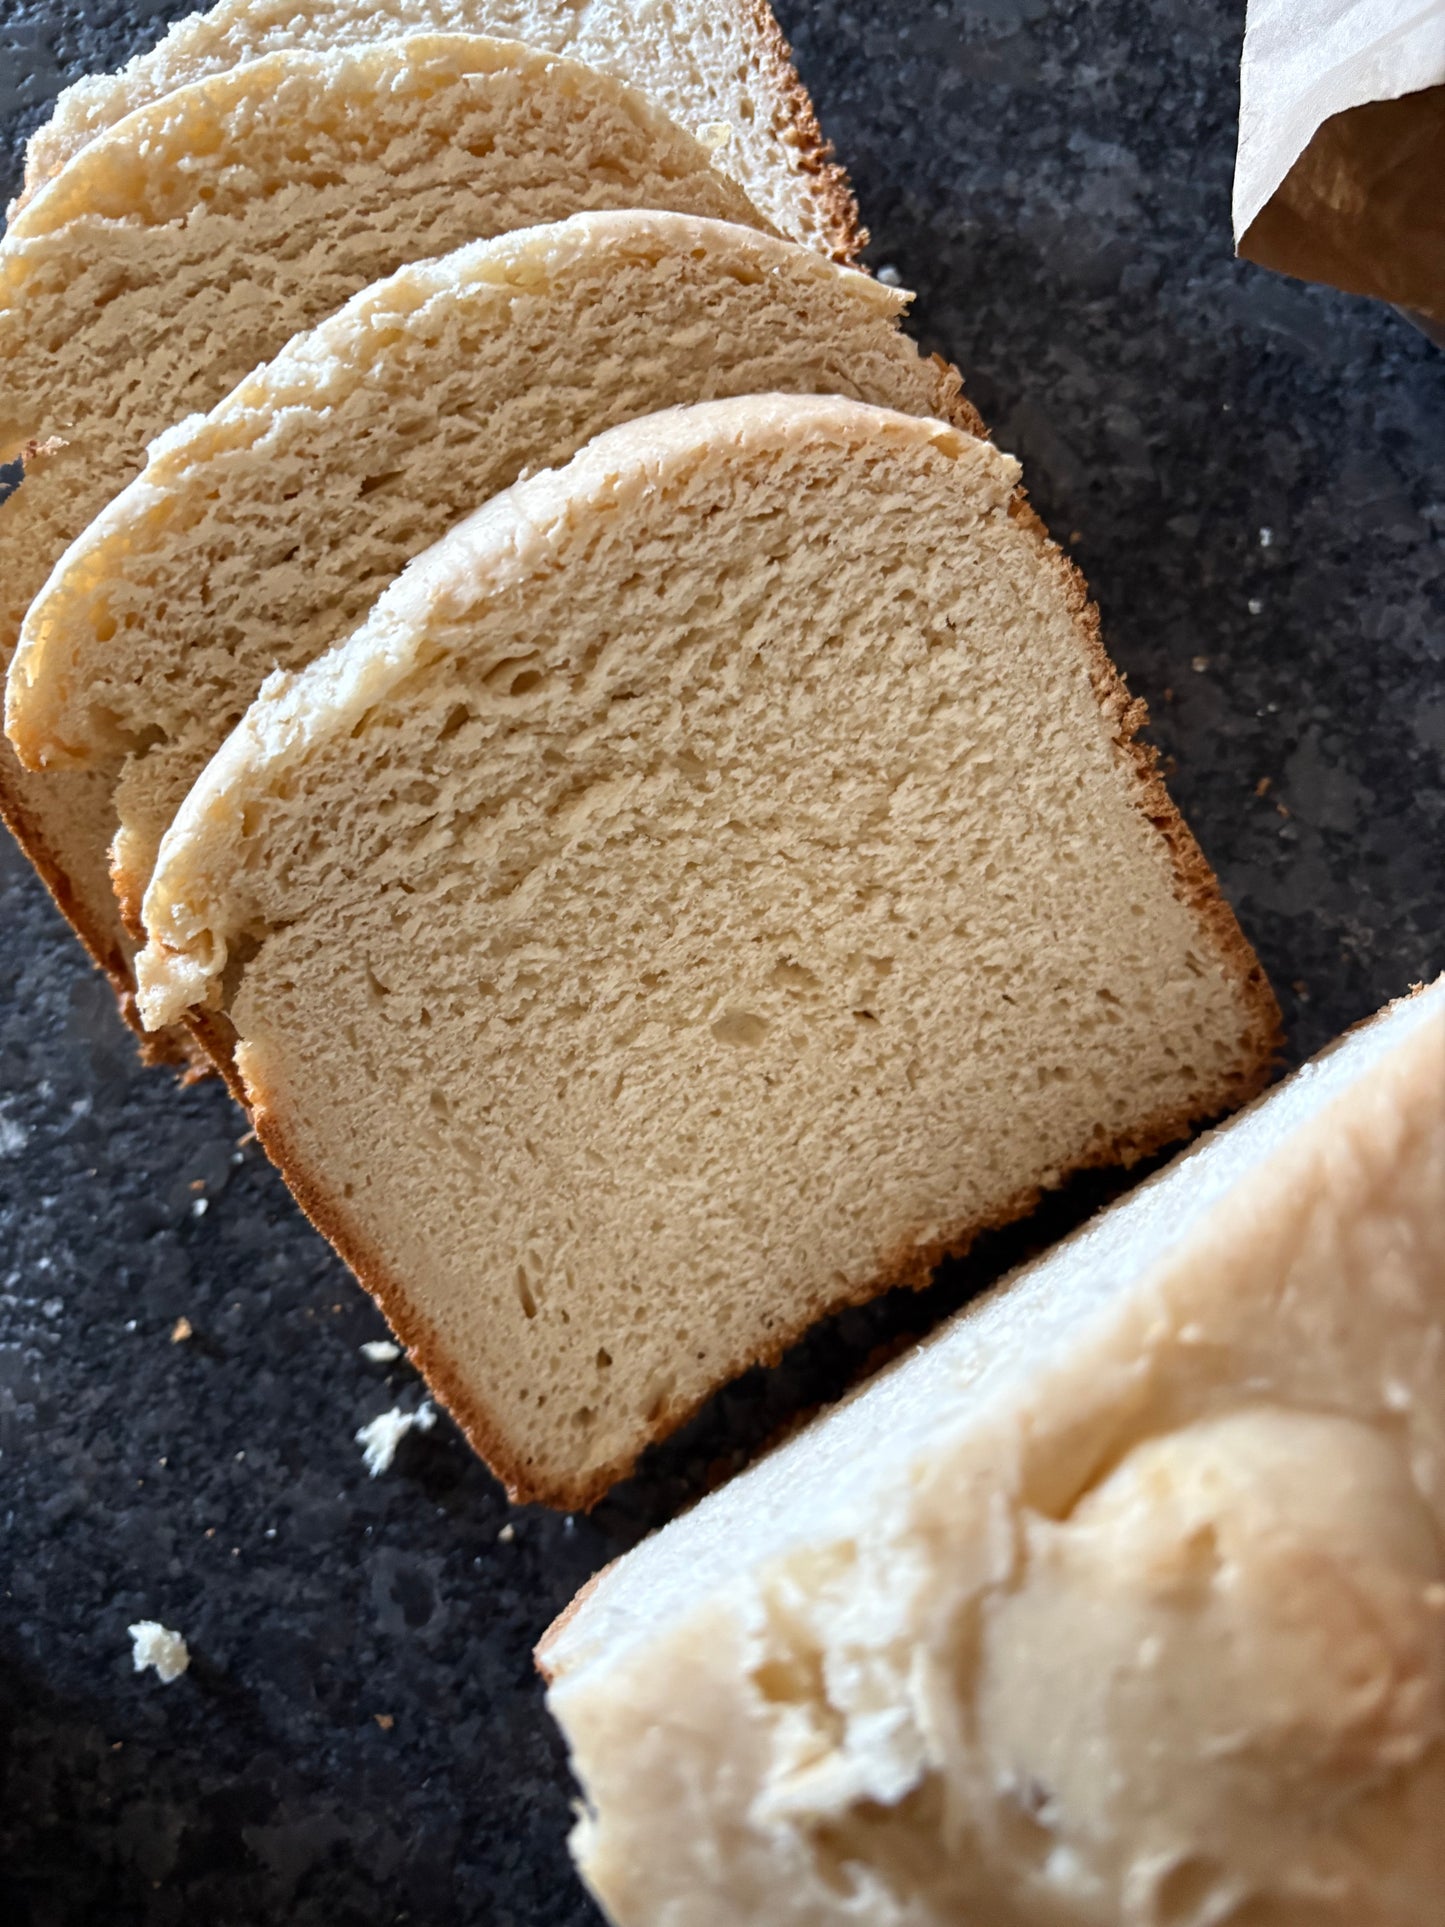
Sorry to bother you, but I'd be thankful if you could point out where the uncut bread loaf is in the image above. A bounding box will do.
[15,0,857,259]
[0,34,763,1038]
[7,211,970,950]
[540,977,1445,1927]
[134,395,1278,1506]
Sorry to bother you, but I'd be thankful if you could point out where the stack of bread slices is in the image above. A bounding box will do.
[1,1,1279,1519]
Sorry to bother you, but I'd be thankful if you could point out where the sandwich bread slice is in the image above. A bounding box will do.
[135,395,1278,1506]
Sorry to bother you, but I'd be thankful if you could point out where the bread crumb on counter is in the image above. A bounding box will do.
[128,1620,189,1684]
[356,1401,435,1477]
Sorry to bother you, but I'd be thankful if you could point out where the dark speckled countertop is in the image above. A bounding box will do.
[0,3,1440,1923]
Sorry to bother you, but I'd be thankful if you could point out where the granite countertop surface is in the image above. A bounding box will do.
[0,3,1440,1923]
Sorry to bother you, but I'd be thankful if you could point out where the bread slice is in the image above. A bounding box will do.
[540,976,1445,1927]
[133,394,1279,1506]
[7,211,971,951]
[15,0,859,260]
[0,33,764,1035]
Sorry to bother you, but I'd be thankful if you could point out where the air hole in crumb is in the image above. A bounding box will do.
[852,1009,879,1024]
[515,1269,538,1320]
[357,468,407,498]
[641,1376,674,1423]
[595,1348,612,1371]
[438,702,473,739]
[711,1010,769,1048]
[484,654,545,698]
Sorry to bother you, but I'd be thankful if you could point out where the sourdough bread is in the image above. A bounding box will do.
[0,34,764,1029]
[15,0,859,259]
[7,212,970,943]
[541,976,1445,1927]
[135,395,1278,1506]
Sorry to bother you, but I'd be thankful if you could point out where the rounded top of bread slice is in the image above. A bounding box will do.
[136,393,1269,1054]
[18,0,859,258]
[135,397,994,1020]
[8,210,961,776]
[0,30,768,461]
[3,31,763,253]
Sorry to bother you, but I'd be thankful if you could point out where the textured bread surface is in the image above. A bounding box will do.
[16,0,859,259]
[136,395,1277,1505]
[543,977,1445,1927]
[8,211,968,939]
[0,33,762,1017]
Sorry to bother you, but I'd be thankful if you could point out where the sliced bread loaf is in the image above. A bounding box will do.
[7,212,971,948]
[135,395,1279,1506]
[0,34,764,1030]
[540,975,1445,1927]
[16,0,858,259]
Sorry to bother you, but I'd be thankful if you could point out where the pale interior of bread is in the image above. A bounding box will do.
[544,978,1445,1927]
[0,32,764,989]
[137,396,1274,1504]
[19,0,856,257]
[8,212,961,936]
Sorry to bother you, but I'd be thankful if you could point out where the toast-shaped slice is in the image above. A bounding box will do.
[136,395,1278,1506]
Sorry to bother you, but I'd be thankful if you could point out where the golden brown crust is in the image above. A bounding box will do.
[746,0,866,264]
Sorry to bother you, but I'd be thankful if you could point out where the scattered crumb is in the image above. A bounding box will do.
[188,1178,205,1192]
[170,1316,193,1344]
[498,1523,516,1544]
[374,1713,394,1731]
[1162,687,1174,704]
[1254,776,1272,797]
[191,1197,208,1217]
[26,434,67,458]
[1275,800,1292,818]
[1068,529,1083,546]
[360,1340,401,1363]
[1259,526,1273,547]
[356,1402,436,1477]
[875,263,903,287]
[1190,656,1209,673]
[1248,597,1264,615]
[1292,980,1310,1000]
[697,120,733,153]
[237,1130,257,1148]
[128,1621,189,1684]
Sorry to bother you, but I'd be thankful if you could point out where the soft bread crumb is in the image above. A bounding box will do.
[356,1401,436,1476]
[128,1621,189,1684]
